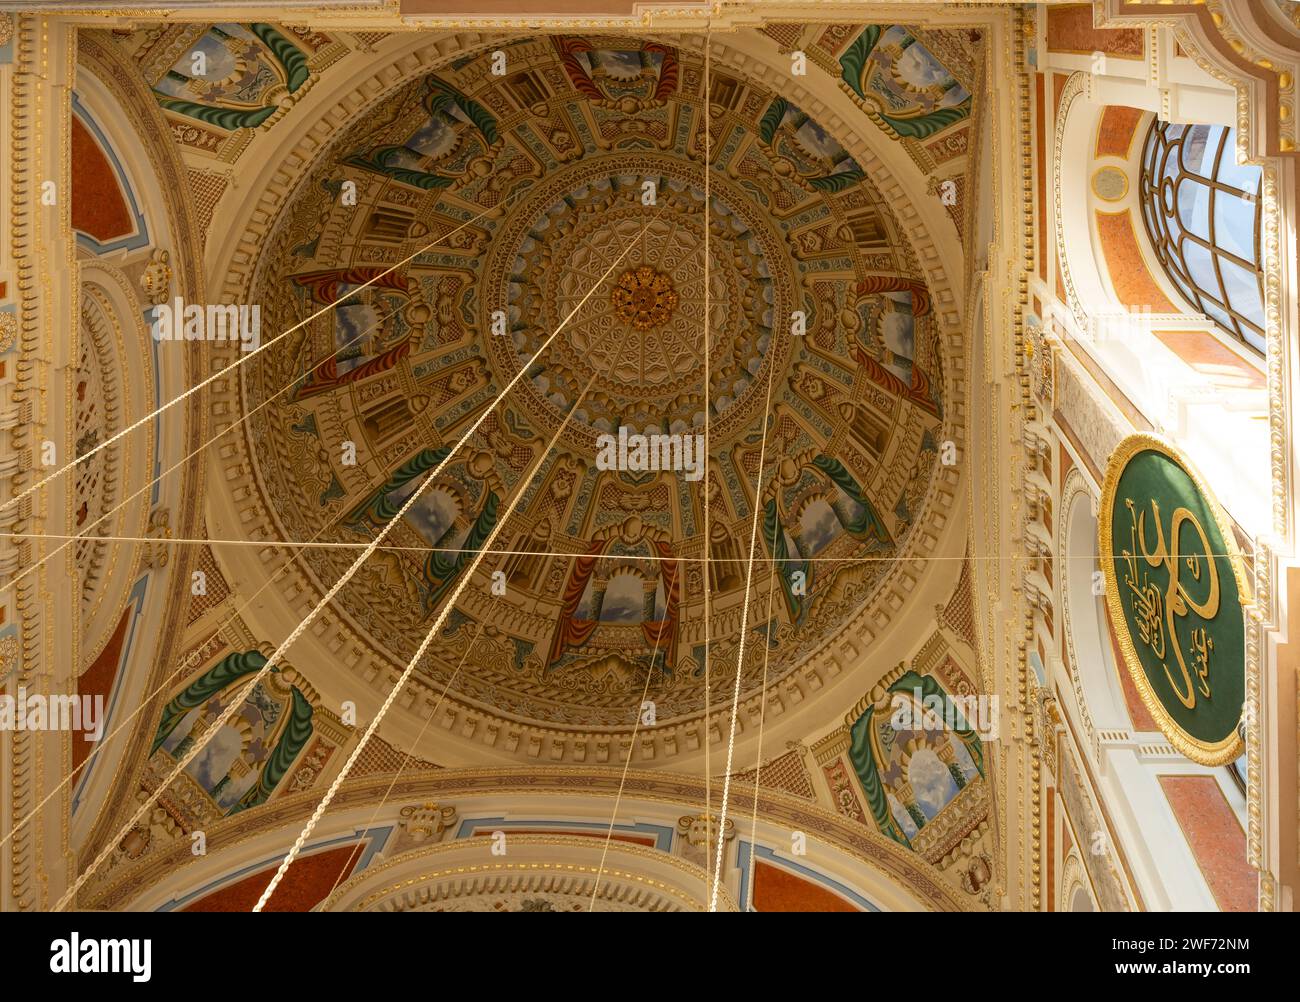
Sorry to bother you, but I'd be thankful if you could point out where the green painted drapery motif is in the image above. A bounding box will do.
[230,687,314,814]
[151,650,267,755]
[847,670,984,847]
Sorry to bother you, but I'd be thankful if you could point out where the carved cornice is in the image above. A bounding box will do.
[321,833,735,912]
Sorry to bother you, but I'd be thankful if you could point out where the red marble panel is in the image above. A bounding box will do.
[1096,105,1144,159]
[182,845,361,912]
[753,861,860,912]
[1095,209,1178,312]
[73,604,132,778]
[1103,601,1159,732]
[1155,330,1266,389]
[71,116,133,243]
[1046,5,1145,58]
[1159,775,1256,912]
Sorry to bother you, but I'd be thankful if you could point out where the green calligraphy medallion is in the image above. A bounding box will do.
[1099,435,1248,765]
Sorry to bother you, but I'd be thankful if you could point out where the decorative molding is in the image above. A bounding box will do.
[89,767,971,911]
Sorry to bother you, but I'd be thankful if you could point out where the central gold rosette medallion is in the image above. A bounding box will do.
[611,266,679,330]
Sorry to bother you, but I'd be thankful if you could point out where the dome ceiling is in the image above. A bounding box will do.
[236,35,950,728]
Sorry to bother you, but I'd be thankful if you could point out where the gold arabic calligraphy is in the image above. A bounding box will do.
[1121,498,1219,710]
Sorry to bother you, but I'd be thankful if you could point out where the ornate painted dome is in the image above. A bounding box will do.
[234,36,949,731]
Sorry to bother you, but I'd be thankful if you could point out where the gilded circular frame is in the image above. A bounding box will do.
[1098,433,1250,766]
[1090,165,1129,202]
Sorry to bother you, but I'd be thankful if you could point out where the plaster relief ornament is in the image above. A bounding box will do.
[677,812,737,848]
[676,812,737,868]
[138,248,173,306]
[0,635,18,687]
[143,509,172,570]
[399,802,458,842]
[0,310,16,354]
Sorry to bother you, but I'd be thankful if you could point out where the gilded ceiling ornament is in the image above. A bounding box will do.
[675,812,736,848]
[398,802,458,842]
[0,311,15,354]
[118,826,152,861]
[960,854,993,895]
[0,635,18,685]
[143,508,172,569]
[611,266,679,330]
[138,249,173,306]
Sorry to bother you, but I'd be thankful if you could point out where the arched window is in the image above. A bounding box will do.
[1139,121,1265,353]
